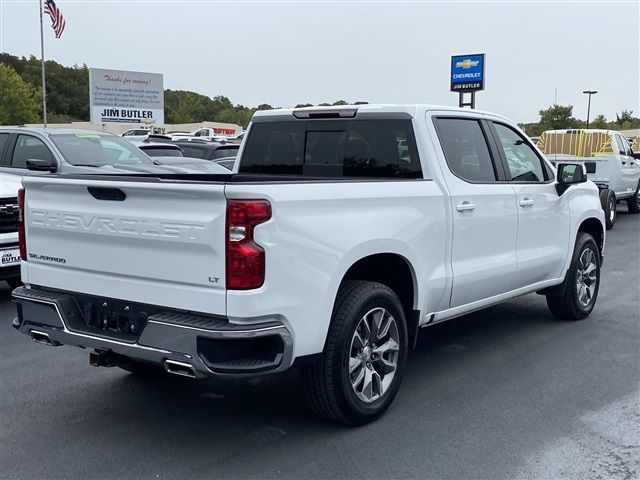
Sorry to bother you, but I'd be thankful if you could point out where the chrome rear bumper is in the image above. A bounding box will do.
[12,286,294,378]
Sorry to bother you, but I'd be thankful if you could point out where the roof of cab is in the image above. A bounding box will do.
[252,104,505,119]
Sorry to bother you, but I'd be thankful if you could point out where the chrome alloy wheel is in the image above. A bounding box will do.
[348,307,400,403]
[576,248,597,308]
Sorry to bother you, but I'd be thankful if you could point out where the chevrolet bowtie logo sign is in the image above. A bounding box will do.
[451,53,485,93]
[456,59,479,69]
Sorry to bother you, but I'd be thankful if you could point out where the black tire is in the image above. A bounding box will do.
[546,233,600,321]
[5,278,22,290]
[626,182,640,214]
[301,280,408,425]
[599,188,616,230]
[118,358,165,376]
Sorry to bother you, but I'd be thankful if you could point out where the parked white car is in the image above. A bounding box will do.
[0,173,22,287]
[13,105,605,425]
[169,127,239,142]
[538,129,640,229]
[121,128,153,141]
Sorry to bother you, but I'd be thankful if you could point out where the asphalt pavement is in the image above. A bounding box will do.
[1,208,638,480]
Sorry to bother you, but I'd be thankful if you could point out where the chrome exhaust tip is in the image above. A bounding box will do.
[30,330,57,346]
[164,359,196,378]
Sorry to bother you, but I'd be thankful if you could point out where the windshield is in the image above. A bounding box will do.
[51,133,153,166]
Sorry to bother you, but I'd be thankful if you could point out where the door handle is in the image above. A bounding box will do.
[456,201,476,212]
[519,198,535,207]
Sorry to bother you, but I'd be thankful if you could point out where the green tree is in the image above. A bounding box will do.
[294,103,313,108]
[538,104,577,130]
[332,100,348,106]
[0,63,40,124]
[590,114,607,129]
[615,110,633,126]
[164,90,214,123]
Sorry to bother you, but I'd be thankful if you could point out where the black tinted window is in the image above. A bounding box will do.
[434,118,496,183]
[142,148,182,157]
[0,133,8,161]
[213,146,239,159]
[178,145,208,159]
[11,135,56,169]
[240,120,422,178]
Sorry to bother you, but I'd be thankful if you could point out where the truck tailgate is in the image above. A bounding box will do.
[22,176,227,315]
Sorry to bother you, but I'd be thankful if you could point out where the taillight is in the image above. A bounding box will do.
[17,187,26,261]
[226,200,271,290]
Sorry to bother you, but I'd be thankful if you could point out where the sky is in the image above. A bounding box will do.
[0,0,638,123]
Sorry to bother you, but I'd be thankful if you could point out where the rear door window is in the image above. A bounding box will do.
[240,119,422,178]
[11,135,56,169]
[433,118,497,183]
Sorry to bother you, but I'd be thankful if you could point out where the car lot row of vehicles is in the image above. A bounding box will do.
[121,127,245,144]
[7,104,621,425]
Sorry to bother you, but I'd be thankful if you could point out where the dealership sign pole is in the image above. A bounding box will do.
[38,0,47,127]
[450,53,485,109]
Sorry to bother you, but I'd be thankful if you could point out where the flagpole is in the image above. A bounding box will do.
[39,0,48,127]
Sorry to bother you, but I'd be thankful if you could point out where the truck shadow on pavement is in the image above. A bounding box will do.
[70,294,561,433]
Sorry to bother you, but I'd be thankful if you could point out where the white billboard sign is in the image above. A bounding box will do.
[89,68,164,125]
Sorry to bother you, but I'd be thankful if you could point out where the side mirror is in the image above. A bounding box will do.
[26,158,57,172]
[556,163,587,196]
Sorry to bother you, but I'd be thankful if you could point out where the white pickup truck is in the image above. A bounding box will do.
[12,105,605,425]
[538,129,640,229]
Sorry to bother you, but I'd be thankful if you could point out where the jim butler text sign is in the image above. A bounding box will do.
[89,68,164,125]
[450,54,485,92]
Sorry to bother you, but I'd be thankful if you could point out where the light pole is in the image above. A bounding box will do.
[582,90,598,129]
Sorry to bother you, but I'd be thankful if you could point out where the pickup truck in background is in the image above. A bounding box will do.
[538,129,640,229]
[12,105,605,425]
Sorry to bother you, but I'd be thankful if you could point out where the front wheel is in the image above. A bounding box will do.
[301,281,408,425]
[599,188,616,230]
[546,233,600,321]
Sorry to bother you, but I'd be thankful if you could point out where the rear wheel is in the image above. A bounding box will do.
[301,281,408,425]
[546,233,600,321]
[599,188,616,230]
[626,182,640,214]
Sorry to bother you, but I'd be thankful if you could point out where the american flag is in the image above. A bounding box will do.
[43,0,66,38]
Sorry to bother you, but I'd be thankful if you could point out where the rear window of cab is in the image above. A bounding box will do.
[240,119,422,178]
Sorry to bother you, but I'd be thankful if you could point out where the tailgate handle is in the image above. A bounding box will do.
[88,187,126,201]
